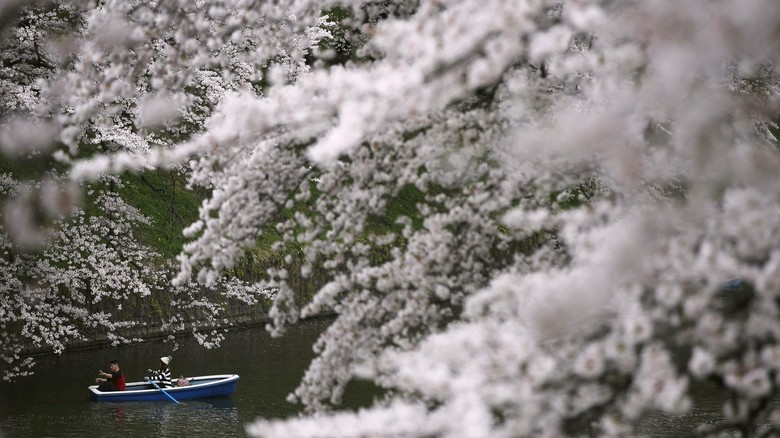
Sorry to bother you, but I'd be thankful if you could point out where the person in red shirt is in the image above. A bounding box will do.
[96,359,125,391]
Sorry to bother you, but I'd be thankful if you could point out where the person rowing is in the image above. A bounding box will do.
[146,356,173,388]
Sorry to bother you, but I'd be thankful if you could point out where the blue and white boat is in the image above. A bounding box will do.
[89,374,239,402]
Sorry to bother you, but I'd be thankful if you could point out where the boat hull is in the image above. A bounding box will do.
[89,374,239,402]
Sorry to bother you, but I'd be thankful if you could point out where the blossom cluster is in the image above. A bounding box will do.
[1,0,779,436]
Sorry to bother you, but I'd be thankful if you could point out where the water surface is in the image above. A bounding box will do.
[0,318,337,437]
[0,317,766,437]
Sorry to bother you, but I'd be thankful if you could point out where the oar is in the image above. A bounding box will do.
[147,378,181,404]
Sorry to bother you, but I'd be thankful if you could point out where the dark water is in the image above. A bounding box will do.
[0,317,362,438]
[0,316,767,437]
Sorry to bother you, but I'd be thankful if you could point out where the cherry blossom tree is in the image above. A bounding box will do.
[2,0,780,435]
[0,1,273,379]
[0,170,272,380]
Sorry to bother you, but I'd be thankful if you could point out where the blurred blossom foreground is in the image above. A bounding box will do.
[1,0,780,436]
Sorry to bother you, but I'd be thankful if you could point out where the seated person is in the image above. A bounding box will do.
[96,359,125,391]
[147,356,173,388]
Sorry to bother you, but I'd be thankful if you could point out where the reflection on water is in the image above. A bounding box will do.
[80,400,241,438]
[0,317,760,437]
[0,318,334,438]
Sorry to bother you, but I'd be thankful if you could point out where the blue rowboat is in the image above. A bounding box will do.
[89,374,239,402]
